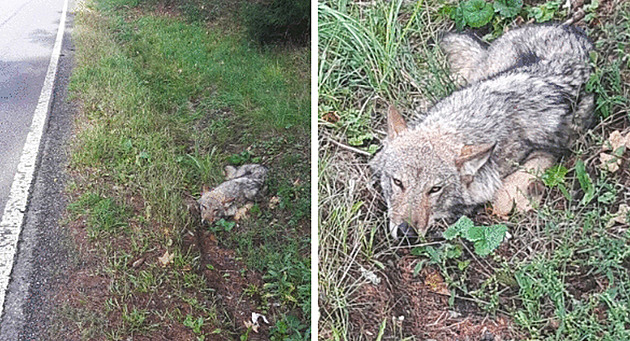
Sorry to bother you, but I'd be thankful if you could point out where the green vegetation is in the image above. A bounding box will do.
[443,216,507,257]
[62,0,310,339]
[319,0,630,339]
[243,0,310,45]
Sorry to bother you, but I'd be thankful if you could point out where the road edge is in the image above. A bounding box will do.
[0,0,70,316]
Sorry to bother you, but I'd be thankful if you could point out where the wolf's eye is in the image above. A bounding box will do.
[428,186,442,194]
[392,178,404,190]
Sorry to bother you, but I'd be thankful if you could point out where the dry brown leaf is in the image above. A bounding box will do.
[606,130,625,151]
[158,250,174,267]
[243,321,259,333]
[424,268,450,296]
[611,204,630,226]
[234,202,254,221]
[604,130,630,152]
[321,111,340,123]
[268,196,280,210]
[599,153,620,173]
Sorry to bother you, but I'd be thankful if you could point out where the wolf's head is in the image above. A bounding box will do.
[198,185,234,224]
[370,106,495,239]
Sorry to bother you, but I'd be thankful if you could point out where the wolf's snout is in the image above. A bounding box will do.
[396,221,418,240]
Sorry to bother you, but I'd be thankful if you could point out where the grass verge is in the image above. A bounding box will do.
[318,0,630,339]
[58,0,310,340]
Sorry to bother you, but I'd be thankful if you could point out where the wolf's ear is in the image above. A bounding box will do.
[455,143,494,177]
[224,165,237,180]
[387,105,408,139]
[201,185,211,194]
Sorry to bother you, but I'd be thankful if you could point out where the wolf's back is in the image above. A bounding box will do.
[441,24,593,84]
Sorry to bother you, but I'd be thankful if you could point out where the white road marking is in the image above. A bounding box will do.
[0,0,69,315]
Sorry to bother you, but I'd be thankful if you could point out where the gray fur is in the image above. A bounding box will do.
[198,164,268,223]
[371,24,594,239]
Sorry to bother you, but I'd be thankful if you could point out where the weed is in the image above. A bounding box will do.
[270,315,310,341]
[183,314,206,339]
[211,218,236,232]
[443,216,508,257]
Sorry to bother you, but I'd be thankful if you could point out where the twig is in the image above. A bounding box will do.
[565,9,586,25]
[325,136,372,157]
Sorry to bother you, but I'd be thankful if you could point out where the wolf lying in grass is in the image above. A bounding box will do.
[370,24,594,239]
[198,164,268,224]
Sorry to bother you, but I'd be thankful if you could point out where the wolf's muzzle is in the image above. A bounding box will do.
[397,221,418,240]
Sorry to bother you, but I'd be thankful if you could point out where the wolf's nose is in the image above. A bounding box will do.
[397,221,418,240]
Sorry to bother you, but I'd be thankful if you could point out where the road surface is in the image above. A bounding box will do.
[0,0,76,339]
[0,0,66,218]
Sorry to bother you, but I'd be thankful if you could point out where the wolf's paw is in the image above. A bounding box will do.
[492,170,541,217]
[492,186,515,218]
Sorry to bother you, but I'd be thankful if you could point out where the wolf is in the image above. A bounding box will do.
[370,24,594,240]
[198,164,268,224]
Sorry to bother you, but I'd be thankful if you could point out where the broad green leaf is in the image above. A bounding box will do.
[413,260,427,276]
[348,132,373,146]
[528,0,560,22]
[474,239,492,257]
[410,247,426,256]
[493,0,523,18]
[484,224,507,251]
[443,225,461,240]
[451,5,466,30]
[461,0,494,28]
[542,164,568,187]
[445,244,463,259]
[558,183,571,201]
[463,225,484,242]
[575,159,595,205]
[451,215,475,231]
[458,260,471,271]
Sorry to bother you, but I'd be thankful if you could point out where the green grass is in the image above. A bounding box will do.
[62,0,310,339]
[319,0,630,340]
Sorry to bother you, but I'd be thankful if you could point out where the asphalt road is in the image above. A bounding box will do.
[0,0,76,339]
[0,0,66,218]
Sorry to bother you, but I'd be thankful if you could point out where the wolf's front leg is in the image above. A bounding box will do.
[492,153,555,217]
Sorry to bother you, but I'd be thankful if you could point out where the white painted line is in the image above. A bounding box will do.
[0,0,69,316]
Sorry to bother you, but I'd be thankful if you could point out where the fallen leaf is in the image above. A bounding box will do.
[234,202,254,221]
[606,130,625,151]
[608,204,630,227]
[158,250,174,267]
[599,153,620,173]
[423,268,450,296]
[268,196,280,210]
[243,321,259,333]
[321,111,340,123]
